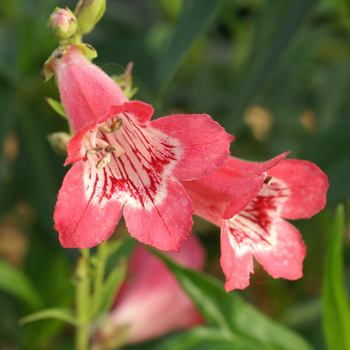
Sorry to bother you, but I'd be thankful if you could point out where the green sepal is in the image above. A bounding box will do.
[112,63,138,99]
[41,43,97,82]
[45,97,67,118]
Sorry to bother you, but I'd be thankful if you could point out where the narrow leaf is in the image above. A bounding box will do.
[19,307,77,326]
[0,82,15,199]
[322,204,350,350]
[152,250,313,350]
[105,237,135,277]
[0,259,43,310]
[154,0,223,93]
[227,0,317,132]
[155,327,263,350]
[98,259,128,315]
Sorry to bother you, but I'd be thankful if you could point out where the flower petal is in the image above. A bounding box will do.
[112,101,154,124]
[54,161,123,248]
[182,153,287,226]
[150,114,234,180]
[222,154,287,219]
[98,101,155,127]
[254,219,306,280]
[220,176,291,290]
[268,160,328,220]
[220,221,254,291]
[65,124,92,165]
[123,180,193,251]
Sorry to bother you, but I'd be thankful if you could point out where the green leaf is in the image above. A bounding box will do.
[44,97,67,118]
[0,259,43,310]
[322,204,350,350]
[154,0,224,94]
[301,116,350,204]
[152,250,313,350]
[98,259,128,316]
[105,237,135,277]
[155,327,266,350]
[19,307,77,326]
[227,0,317,132]
[157,0,182,20]
[317,62,350,132]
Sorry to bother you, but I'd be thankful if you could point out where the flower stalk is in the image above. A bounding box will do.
[76,248,91,350]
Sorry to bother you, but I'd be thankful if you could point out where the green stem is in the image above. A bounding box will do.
[92,240,109,317]
[76,248,91,350]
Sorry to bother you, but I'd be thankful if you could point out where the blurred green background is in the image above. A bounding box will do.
[0,0,349,349]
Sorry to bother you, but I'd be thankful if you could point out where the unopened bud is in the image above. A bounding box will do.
[74,0,106,35]
[47,132,71,155]
[48,7,77,40]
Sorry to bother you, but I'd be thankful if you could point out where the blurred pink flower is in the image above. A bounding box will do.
[183,155,328,291]
[94,235,205,346]
[49,45,233,250]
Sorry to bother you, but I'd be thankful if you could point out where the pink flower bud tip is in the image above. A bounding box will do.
[48,7,77,40]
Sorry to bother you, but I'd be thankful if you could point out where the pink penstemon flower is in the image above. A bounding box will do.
[44,44,233,250]
[182,154,328,291]
[92,235,205,347]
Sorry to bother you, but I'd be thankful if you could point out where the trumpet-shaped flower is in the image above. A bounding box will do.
[182,155,328,291]
[48,45,233,250]
[93,235,205,346]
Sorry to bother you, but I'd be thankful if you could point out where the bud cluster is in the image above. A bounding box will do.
[43,0,138,159]
[47,0,105,43]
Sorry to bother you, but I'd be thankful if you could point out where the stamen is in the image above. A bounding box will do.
[105,145,116,152]
[98,118,123,134]
[96,153,111,169]
[264,175,273,185]
[104,134,126,158]
[89,128,98,149]
[86,147,102,155]
[111,119,123,132]
[99,124,113,133]
[95,138,109,148]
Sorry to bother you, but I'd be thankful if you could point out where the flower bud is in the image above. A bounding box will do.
[74,0,106,35]
[48,7,77,40]
[47,132,71,155]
